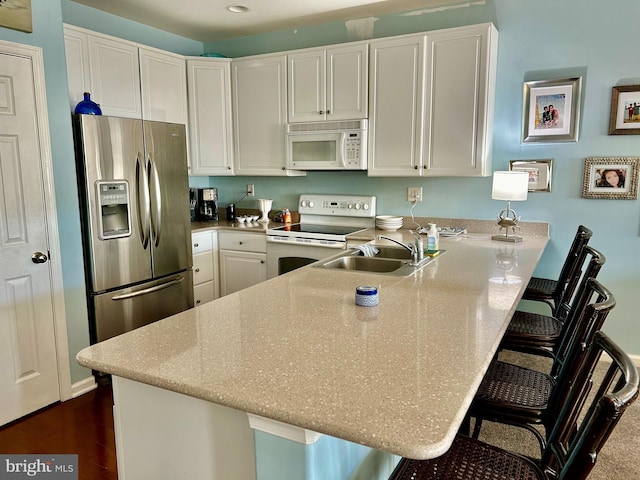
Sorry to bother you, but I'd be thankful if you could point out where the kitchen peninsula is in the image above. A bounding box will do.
[77,225,548,480]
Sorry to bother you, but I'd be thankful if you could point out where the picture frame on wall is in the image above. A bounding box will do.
[509,159,553,192]
[0,0,32,33]
[581,157,640,200]
[521,77,582,144]
[608,85,640,135]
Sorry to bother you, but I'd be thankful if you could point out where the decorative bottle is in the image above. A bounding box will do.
[426,223,439,253]
[74,92,102,115]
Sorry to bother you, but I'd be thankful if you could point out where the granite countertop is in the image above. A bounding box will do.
[77,229,548,459]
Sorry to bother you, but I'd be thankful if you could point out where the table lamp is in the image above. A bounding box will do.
[491,171,529,243]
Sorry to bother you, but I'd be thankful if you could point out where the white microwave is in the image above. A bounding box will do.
[286,120,367,170]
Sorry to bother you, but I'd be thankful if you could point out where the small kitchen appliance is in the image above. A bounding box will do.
[286,120,367,171]
[196,187,218,221]
[266,194,376,278]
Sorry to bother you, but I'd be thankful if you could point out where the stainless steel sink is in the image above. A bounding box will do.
[319,255,407,273]
[314,247,443,276]
[371,246,413,260]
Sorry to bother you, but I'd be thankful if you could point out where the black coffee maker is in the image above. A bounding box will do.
[196,188,218,221]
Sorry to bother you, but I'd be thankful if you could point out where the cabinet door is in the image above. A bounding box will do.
[287,50,325,122]
[232,54,305,176]
[139,47,188,124]
[424,24,497,177]
[88,34,142,118]
[219,250,267,296]
[368,35,425,177]
[327,43,368,121]
[63,25,91,113]
[187,58,234,176]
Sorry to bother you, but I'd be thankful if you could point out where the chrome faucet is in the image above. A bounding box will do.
[377,230,424,264]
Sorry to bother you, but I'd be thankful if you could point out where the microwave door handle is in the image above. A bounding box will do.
[340,133,346,167]
[148,154,162,247]
[136,153,151,248]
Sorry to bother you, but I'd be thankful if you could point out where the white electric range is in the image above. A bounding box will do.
[266,194,376,278]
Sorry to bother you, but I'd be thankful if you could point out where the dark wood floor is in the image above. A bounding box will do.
[0,384,117,480]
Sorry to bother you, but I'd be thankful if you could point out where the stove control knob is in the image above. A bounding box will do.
[355,203,361,210]
[308,201,315,208]
[363,203,370,210]
[347,203,353,209]
[300,200,308,208]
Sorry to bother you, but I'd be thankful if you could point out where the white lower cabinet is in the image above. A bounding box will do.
[219,232,267,296]
[192,230,219,306]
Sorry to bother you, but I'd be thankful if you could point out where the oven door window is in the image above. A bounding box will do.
[279,257,317,276]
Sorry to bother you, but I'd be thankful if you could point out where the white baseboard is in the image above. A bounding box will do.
[71,376,97,398]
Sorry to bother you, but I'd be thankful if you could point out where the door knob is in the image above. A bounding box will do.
[32,252,48,264]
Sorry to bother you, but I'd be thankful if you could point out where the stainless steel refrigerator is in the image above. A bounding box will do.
[73,114,194,343]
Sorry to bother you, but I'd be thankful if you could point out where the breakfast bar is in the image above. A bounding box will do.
[77,226,548,479]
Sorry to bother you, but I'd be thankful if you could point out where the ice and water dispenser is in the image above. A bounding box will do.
[96,180,131,239]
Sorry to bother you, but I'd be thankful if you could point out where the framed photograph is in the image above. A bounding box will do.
[509,159,553,192]
[522,77,582,143]
[582,157,640,200]
[0,0,32,33]
[608,85,640,135]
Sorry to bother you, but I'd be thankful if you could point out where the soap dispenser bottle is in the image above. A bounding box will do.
[426,223,439,253]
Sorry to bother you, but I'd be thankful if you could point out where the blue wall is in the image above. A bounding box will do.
[1,0,638,388]
[204,0,640,354]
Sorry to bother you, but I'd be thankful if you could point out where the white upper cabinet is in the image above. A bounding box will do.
[139,47,188,124]
[368,23,498,177]
[423,25,498,176]
[63,25,187,124]
[63,26,92,113]
[287,43,368,122]
[187,58,234,176]
[368,34,425,176]
[232,53,305,176]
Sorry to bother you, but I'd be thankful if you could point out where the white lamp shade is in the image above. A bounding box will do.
[492,171,529,201]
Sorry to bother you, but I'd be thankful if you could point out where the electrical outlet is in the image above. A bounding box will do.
[407,187,422,202]
[247,184,255,197]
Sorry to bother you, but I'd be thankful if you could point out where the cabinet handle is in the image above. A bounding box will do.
[423,165,427,169]
[194,243,199,247]
[261,260,265,264]
[195,268,200,273]
[327,110,331,114]
[319,110,324,114]
[196,299,201,304]
[239,241,244,245]
[414,165,418,170]
[227,166,232,169]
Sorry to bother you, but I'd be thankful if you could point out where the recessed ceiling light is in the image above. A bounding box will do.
[226,5,250,13]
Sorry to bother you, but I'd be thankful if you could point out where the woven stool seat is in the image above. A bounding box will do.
[523,276,557,300]
[390,435,544,480]
[475,361,553,409]
[504,311,561,345]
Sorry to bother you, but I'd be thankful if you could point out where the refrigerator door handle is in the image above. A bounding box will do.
[148,153,162,248]
[111,277,184,301]
[136,153,151,248]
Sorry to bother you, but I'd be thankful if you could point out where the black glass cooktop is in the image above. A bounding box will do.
[269,223,366,236]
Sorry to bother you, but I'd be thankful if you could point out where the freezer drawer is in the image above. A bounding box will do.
[91,270,194,343]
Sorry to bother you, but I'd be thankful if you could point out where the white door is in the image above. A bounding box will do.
[0,45,63,425]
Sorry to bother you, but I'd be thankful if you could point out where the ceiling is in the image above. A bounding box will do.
[68,0,466,43]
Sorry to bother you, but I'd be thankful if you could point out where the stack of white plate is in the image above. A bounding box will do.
[375,215,403,231]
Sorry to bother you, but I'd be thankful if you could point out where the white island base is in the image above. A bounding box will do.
[112,376,399,480]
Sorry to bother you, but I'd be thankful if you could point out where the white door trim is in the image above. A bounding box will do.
[0,39,72,401]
